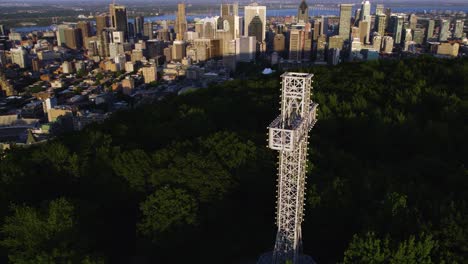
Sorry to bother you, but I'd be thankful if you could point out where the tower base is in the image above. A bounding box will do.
[257,252,316,264]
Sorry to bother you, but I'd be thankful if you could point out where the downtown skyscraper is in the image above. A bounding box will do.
[109,3,128,40]
[339,4,353,41]
[175,3,187,41]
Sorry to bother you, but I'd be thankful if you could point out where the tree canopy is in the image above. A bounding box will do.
[0,57,467,263]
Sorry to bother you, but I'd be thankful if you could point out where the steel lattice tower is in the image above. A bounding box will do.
[258,72,318,264]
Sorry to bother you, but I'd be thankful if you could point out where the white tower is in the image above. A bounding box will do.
[258,72,318,264]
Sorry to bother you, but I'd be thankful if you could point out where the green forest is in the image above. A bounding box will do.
[0,57,467,263]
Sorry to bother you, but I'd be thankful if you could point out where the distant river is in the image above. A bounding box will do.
[12,5,468,33]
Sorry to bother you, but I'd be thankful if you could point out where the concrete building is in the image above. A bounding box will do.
[235,36,256,62]
[121,76,135,95]
[273,34,286,55]
[109,4,128,40]
[143,22,154,39]
[62,61,74,74]
[244,3,266,42]
[221,3,239,17]
[192,38,221,61]
[289,28,312,61]
[359,21,370,44]
[56,24,70,47]
[134,16,144,37]
[375,4,384,15]
[390,15,404,44]
[315,34,326,62]
[96,15,109,36]
[373,35,382,51]
[109,43,124,59]
[77,21,91,42]
[328,35,344,50]
[382,36,394,53]
[297,0,309,23]
[11,47,28,68]
[175,3,187,40]
[125,61,135,73]
[454,20,464,39]
[439,19,450,42]
[141,64,157,83]
[375,14,386,37]
[64,28,82,50]
[339,4,353,41]
[172,40,186,61]
[437,42,460,57]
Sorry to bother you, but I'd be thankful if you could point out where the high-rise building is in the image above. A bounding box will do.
[427,19,435,40]
[403,28,413,43]
[420,19,435,41]
[112,31,125,44]
[339,4,353,41]
[244,3,266,42]
[0,25,6,36]
[98,29,111,57]
[146,39,165,59]
[389,15,404,44]
[191,38,221,61]
[235,36,256,62]
[288,27,312,61]
[96,15,109,35]
[384,8,392,31]
[11,47,28,68]
[64,28,83,49]
[412,28,425,44]
[62,61,74,74]
[141,64,157,83]
[297,0,309,23]
[172,40,186,61]
[273,34,286,55]
[31,58,40,72]
[409,14,418,30]
[144,22,154,39]
[375,14,386,37]
[87,38,99,56]
[135,16,144,37]
[109,42,124,59]
[315,34,326,62]
[248,15,264,44]
[175,3,187,41]
[56,24,70,46]
[359,1,371,43]
[328,48,341,65]
[77,21,91,46]
[313,19,321,40]
[360,0,371,22]
[359,21,370,44]
[109,4,128,40]
[221,3,239,17]
[454,20,465,39]
[128,22,135,38]
[373,35,382,51]
[376,4,384,15]
[328,35,344,50]
[439,19,450,41]
[382,36,394,53]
